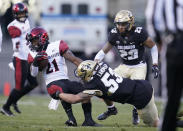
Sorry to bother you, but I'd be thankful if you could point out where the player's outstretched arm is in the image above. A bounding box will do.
[63,50,82,66]
[59,92,91,104]
[94,42,113,62]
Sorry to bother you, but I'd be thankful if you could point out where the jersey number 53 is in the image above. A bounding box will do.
[101,67,123,94]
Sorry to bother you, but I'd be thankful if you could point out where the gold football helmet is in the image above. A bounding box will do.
[76,60,97,82]
[114,10,134,31]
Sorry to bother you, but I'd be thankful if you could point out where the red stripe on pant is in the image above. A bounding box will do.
[47,85,63,96]
[15,57,22,90]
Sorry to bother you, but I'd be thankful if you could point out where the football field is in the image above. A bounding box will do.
[0,95,183,131]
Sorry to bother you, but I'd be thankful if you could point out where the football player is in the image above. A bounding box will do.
[1,3,38,116]
[94,10,159,125]
[54,60,159,127]
[27,27,101,127]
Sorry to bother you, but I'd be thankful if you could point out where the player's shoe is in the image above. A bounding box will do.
[177,120,183,127]
[65,119,77,126]
[97,107,118,120]
[0,106,14,116]
[82,120,102,127]
[12,104,21,114]
[132,108,140,125]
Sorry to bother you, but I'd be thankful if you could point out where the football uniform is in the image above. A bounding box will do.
[108,26,148,80]
[43,40,69,85]
[84,62,158,125]
[8,19,30,60]
[29,40,85,99]
[7,19,36,90]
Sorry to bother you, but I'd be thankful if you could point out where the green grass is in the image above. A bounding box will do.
[0,95,183,131]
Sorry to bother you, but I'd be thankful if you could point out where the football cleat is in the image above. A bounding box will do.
[0,106,14,116]
[12,104,21,114]
[65,119,77,126]
[132,108,140,125]
[97,107,118,120]
[82,120,102,127]
[83,90,103,96]
[177,120,183,127]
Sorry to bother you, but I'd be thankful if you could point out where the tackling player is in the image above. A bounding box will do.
[94,10,159,125]
[54,60,159,127]
[1,3,38,116]
[27,27,101,126]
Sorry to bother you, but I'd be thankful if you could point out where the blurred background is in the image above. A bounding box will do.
[0,0,161,97]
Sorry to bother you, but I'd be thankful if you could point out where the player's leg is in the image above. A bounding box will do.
[61,101,77,126]
[96,64,128,120]
[138,93,159,127]
[81,99,102,126]
[68,81,101,126]
[12,67,38,113]
[97,99,118,120]
[130,64,147,125]
[1,58,28,116]
[47,80,77,126]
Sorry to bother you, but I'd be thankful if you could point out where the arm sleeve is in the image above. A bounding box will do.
[30,64,39,77]
[94,49,105,62]
[151,44,158,65]
[0,25,2,52]
[59,40,69,56]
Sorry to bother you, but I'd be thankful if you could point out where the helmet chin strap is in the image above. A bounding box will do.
[42,41,49,51]
[18,17,27,23]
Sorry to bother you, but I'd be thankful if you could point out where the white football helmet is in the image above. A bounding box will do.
[76,60,97,82]
[114,10,134,31]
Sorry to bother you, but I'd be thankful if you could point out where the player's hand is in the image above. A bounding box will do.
[152,65,159,79]
[83,90,103,96]
[33,51,48,67]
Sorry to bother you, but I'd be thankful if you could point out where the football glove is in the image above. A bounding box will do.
[33,51,48,67]
[152,65,159,79]
[83,90,103,96]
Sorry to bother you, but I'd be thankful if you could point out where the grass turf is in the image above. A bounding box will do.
[0,95,183,131]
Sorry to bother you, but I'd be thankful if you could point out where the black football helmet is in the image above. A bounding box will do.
[12,3,28,22]
[26,27,49,52]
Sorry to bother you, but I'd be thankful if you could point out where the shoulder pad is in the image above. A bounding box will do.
[110,28,118,34]
[59,40,69,55]
[8,26,21,38]
[134,27,143,34]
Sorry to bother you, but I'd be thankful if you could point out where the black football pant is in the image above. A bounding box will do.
[161,34,183,131]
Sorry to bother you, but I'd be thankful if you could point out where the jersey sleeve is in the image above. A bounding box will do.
[28,53,34,64]
[137,27,148,43]
[7,26,21,38]
[59,40,69,56]
[108,28,118,45]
